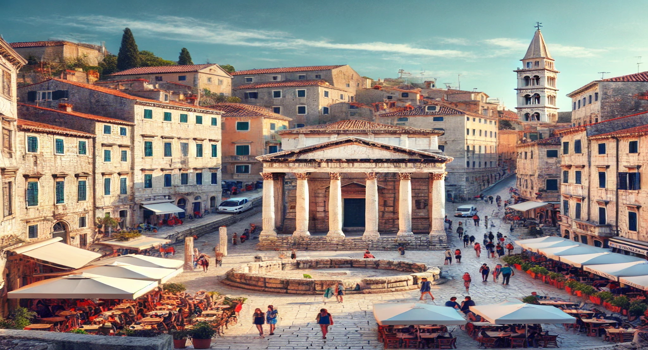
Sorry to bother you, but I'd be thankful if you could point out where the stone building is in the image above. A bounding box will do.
[16,119,95,247]
[108,64,233,96]
[210,103,291,182]
[498,129,519,178]
[18,103,135,227]
[424,88,501,118]
[556,111,648,248]
[567,71,648,126]
[377,102,499,200]
[19,79,223,222]
[356,86,422,107]
[256,120,451,242]
[233,80,353,127]
[514,29,559,123]
[10,41,107,66]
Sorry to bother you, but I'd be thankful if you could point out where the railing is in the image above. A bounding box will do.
[225,155,257,162]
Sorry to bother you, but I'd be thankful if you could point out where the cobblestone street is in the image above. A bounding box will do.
[167,177,615,349]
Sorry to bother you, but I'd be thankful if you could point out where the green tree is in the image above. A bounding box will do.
[117,28,140,71]
[139,50,176,67]
[220,64,235,73]
[99,54,119,76]
[499,120,514,130]
[178,48,193,65]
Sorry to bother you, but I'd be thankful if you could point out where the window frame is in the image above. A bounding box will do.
[103,125,112,134]
[163,112,172,122]
[164,142,172,157]
[629,211,638,232]
[54,138,64,155]
[144,174,153,189]
[235,144,250,156]
[55,180,65,204]
[27,135,38,153]
[296,89,306,98]
[236,121,250,131]
[104,149,112,162]
[104,177,111,195]
[272,90,282,98]
[297,105,307,115]
[120,177,127,194]
[235,164,251,174]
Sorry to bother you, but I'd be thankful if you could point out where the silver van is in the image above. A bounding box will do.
[454,205,478,217]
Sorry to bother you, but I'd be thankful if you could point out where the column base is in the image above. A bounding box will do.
[293,230,311,237]
[259,230,278,242]
[362,231,380,241]
[397,230,413,236]
[327,230,345,238]
[429,230,447,244]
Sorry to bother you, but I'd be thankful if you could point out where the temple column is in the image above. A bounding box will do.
[363,172,380,240]
[184,236,194,271]
[259,173,277,241]
[293,173,311,237]
[429,172,447,243]
[327,172,345,238]
[397,173,413,236]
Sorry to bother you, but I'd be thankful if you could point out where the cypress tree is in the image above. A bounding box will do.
[117,28,140,71]
[178,48,193,65]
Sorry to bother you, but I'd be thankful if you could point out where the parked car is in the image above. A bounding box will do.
[217,197,252,214]
[455,205,478,217]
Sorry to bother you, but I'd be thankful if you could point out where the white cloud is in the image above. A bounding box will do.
[439,38,471,46]
[30,15,472,58]
[483,38,527,51]
[483,37,606,58]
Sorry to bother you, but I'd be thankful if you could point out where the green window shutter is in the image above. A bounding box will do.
[164,143,172,157]
[104,178,111,195]
[55,181,65,204]
[121,150,127,162]
[78,141,87,155]
[144,141,153,157]
[164,112,172,121]
[181,173,188,185]
[144,109,153,119]
[180,114,188,123]
[236,145,249,155]
[144,174,153,188]
[104,125,111,134]
[211,144,218,157]
[78,180,87,201]
[196,115,203,124]
[211,117,217,126]
[120,127,127,136]
[27,182,39,206]
[55,139,64,154]
[104,150,111,162]
[120,178,127,194]
[27,136,38,152]
[196,144,203,157]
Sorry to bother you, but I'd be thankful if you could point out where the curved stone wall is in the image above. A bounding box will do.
[223,258,441,294]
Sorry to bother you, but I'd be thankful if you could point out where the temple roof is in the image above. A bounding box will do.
[278,120,442,135]
[524,30,552,60]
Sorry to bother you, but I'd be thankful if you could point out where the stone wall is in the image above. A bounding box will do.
[0,329,171,350]
[256,235,447,251]
[223,258,441,294]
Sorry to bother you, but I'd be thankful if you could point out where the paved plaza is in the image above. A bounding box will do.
[168,177,617,349]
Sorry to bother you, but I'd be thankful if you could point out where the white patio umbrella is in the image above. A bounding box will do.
[92,254,183,269]
[523,240,579,253]
[373,303,467,326]
[584,261,648,281]
[81,262,183,283]
[470,300,576,325]
[560,252,643,268]
[619,275,648,291]
[540,245,609,260]
[8,273,158,300]
[515,236,565,248]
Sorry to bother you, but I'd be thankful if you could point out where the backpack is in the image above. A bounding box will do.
[506,243,514,250]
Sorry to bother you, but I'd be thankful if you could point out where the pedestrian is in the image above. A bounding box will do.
[472,214,479,226]
[398,246,405,256]
[291,249,297,259]
[232,232,238,246]
[266,305,278,335]
[335,282,344,303]
[363,250,375,258]
[462,273,472,293]
[496,232,503,240]
[198,254,210,272]
[487,231,494,242]
[493,263,502,282]
[463,234,470,248]
[483,234,489,246]
[486,241,495,258]
[469,235,475,246]
[444,249,452,265]
[445,297,460,309]
[456,226,464,238]
[501,263,514,285]
[496,243,505,257]
[460,296,475,315]
[454,248,462,263]
[480,264,490,282]
[506,242,515,255]
[419,277,435,301]
[489,195,494,204]
[316,308,333,339]
[214,249,223,267]
[193,248,200,269]
[322,286,335,304]
[253,308,265,338]
[509,225,514,234]
[484,216,489,228]
[474,242,481,257]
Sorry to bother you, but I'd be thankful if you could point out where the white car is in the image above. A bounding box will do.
[217,197,252,214]
[455,205,478,217]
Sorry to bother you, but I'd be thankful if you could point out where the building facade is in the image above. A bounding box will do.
[514,29,559,123]
[10,41,107,66]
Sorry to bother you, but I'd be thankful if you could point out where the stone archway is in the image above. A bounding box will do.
[177,198,187,219]
[52,221,70,244]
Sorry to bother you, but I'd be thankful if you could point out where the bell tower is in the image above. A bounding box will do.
[514,23,559,123]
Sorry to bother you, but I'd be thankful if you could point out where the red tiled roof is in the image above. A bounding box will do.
[602,71,648,82]
[556,110,648,136]
[349,102,371,109]
[209,103,291,121]
[110,64,230,76]
[234,80,346,91]
[278,120,442,135]
[95,79,149,84]
[232,65,344,76]
[17,119,95,138]
[19,103,135,126]
[516,136,561,148]
[11,41,72,48]
[590,124,648,139]
[378,102,465,117]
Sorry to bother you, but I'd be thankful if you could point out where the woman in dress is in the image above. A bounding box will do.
[253,308,265,338]
[316,308,333,339]
[462,272,472,293]
[266,305,278,335]
[335,283,344,303]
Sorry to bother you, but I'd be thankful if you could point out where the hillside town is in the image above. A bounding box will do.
[1,8,648,350]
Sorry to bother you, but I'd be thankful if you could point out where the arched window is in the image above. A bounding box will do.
[563,230,570,239]
[578,100,581,108]
[533,75,540,86]
[573,234,579,242]
[524,95,531,105]
[526,62,531,68]
[582,97,586,106]
[523,76,530,86]
[524,113,530,121]
[533,94,541,104]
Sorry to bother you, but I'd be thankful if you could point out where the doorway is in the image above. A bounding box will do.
[192,202,201,215]
[52,222,69,244]
[119,210,128,229]
[343,198,365,228]
[177,199,186,218]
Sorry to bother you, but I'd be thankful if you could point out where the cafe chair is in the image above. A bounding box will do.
[510,337,526,348]
[437,337,457,349]
[383,335,400,348]
[541,335,559,348]
[402,338,419,348]
[587,325,600,337]
[477,337,498,348]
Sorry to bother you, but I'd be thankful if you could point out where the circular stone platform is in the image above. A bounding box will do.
[223,258,441,294]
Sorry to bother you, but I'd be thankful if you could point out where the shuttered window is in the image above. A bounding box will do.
[27,181,38,206]
[144,174,153,188]
[78,180,87,201]
[78,141,87,155]
[180,114,188,123]
[144,141,153,157]
[144,109,153,119]
[55,139,64,154]
[104,178,111,195]
[120,177,128,194]
[55,180,65,204]
[27,136,38,153]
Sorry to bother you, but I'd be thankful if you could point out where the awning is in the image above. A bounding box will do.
[11,238,101,269]
[540,245,609,260]
[620,275,648,291]
[98,237,171,251]
[508,201,550,212]
[559,252,643,268]
[470,300,576,325]
[142,203,184,215]
[584,261,648,281]
[92,254,184,269]
[609,237,648,256]
[80,263,182,283]
[373,303,467,326]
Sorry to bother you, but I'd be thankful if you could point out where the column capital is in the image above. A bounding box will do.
[365,172,377,180]
[261,172,274,180]
[431,172,447,181]
[295,172,310,180]
[398,173,412,180]
[329,172,341,180]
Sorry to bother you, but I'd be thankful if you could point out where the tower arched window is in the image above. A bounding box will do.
[526,62,531,68]
[533,76,540,86]
[578,100,581,109]
[589,95,592,104]
[524,113,531,121]
[524,94,531,105]
[523,76,530,86]
[583,97,586,106]
[533,94,541,104]
[532,112,540,121]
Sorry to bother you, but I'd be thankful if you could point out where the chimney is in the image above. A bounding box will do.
[58,103,73,112]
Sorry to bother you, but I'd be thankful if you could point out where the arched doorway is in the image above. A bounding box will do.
[52,222,69,244]
[177,198,187,219]
[192,196,202,215]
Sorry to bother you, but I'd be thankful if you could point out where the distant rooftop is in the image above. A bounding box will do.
[210,103,291,121]
[110,64,230,77]
[232,65,345,76]
[278,120,443,135]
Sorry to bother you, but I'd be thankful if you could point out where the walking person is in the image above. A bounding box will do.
[322,285,335,304]
[193,248,200,269]
[506,242,515,255]
[474,242,481,258]
[463,234,470,248]
[253,308,265,338]
[501,264,514,285]
[486,241,495,258]
[454,248,462,263]
[444,249,452,265]
[316,309,333,339]
[232,232,238,246]
[290,249,297,260]
[484,216,489,228]
[335,282,344,303]
[462,272,472,293]
[472,214,479,226]
[469,235,475,246]
[496,243,505,258]
[266,305,278,335]
[419,277,435,301]
[214,248,223,267]
[456,226,464,239]
[493,263,502,282]
[398,246,405,256]
[488,231,495,242]
[480,264,490,282]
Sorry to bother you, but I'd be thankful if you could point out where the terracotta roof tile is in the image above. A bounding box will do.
[349,102,371,109]
[602,71,648,82]
[234,80,348,91]
[278,120,442,135]
[11,40,72,48]
[209,103,291,121]
[378,103,465,117]
[516,136,561,148]
[94,79,149,84]
[590,124,648,139]
[232,65,344,76]
[17,119,95,138]
[110,64,231,77]
[18,103,135,126]
[556,110,648,136]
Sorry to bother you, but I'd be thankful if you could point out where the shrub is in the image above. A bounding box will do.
[189,321,216,339]
[629,303,648,317]
[522,295,538,304]
[536,267,549,276]
[548,272,563,280]
[610,296,630,309]
[303,274,312,279]
[127,329,159,337]
[113,230,142,241]
[69,329,88,334]
[162,282,186,294]
[565,279,579,289]
[579,285,597,296]
[521,262,532,272]
[171,329,189,340]
[596,291,614,301]
[502,256,522,265]
[0,307,36,329]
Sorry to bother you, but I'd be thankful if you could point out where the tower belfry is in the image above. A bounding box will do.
[514,25,559,123]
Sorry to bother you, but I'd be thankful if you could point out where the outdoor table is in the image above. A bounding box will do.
[140,317,163,324]
[79,325,101,333]
[538,300,578,307]
[38,317,67,324]
[57,310,79,316]
[146,310,170,316]
[201,310,222,316]
[101,310,123,316]
[563,309,595,315]
[193,316,217,322]
[606,328,636,342]
[24,324,52,331]
[485,331,514,337]
[581,318,619,325]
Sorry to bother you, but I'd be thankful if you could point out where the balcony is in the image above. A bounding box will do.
[574,219,614,238]
[225,155,258,162]
[560,215,572,226]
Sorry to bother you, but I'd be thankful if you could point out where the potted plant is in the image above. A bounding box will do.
[521,262,532,273]
[610,296,630,314]
[565,280,578,295]
[535,267,549,283]
[580,285,597,300]
[528,266,538,279]
[189,322,216,349]
[163,283,187,294]
[522,295,538,304]
[172,329,189,349]
[629,301,648,321]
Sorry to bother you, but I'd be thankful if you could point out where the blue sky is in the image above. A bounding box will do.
[2,0,646,111]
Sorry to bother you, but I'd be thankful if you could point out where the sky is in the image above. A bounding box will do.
[2,0,647,111]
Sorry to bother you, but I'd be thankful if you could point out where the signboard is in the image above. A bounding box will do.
[609,241,648,256]
[583,266,618,281]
